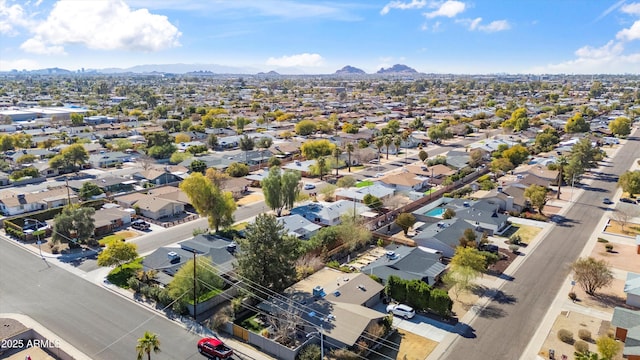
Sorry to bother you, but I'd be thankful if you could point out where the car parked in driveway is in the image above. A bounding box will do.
[303,183,316,190]
[131,219,150,230]
[386,303,415,319]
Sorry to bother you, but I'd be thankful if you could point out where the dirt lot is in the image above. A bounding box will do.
[589,242,640,274]
[368,329,438,360]
[538,311,622,360]
[237,192,264,206]
[604,219,640,237]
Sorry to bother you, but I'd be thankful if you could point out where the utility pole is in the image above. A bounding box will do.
[193,251,197,319]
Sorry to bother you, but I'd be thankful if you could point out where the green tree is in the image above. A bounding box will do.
[450,246,487,273]
[301,139,335,160]
[393,135,402,158]
[502,144,529,166]
[52,205,95,245]
[501,107,529,131]
[49,144,89,172]
[565,113,590,133]
[596,335,621,360]
[345,142,355,172]
[262,167,301,217]
[189,159,207,174]
[555,156,569,199]
[458,228,479,248]
[418,150,429,162]
[310,157,329,180]
[0,134,15,151]
[428,123,453,144]
[79,181,103,200]
[336,175,356,188]
[490,157,514,174]
[267,156,281,167]
[16,154,37,164]
[442,266,476,300]
[469,148,483,167]
[206,134,218,149]
[295,119,317,136]
[374,137,384,162]
[167,256,223,307]
[234,117,249,134]
[180,173,236,232]
[335,215,371,251]
[256,137,273,165]
[363,194,383,210]
[525,184,549,214]
[136,331,161,360]
[382,135,393,160]
[566,138,601,182]
[236,214,300,296]
[571,257,613,295]
[618,170,640,197]
[70,113,84,126]
[113,138,133,151]
[332,147,343,176]
[239,135,254,163]
[225,162,249,177]
[609,116,631,136]
[97,241,138,268]
[534,129,560,152]
[395,213,416,235]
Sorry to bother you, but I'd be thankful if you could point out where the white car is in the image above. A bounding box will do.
[303,183,316,190]
[386,303,415,319]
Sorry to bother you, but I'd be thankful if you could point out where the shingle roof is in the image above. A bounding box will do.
[625,272,640,296]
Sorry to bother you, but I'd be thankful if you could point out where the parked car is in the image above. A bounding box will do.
[303,183,316,190]
[602,197,613,205]
[131,219,150,230]
[386,303,415,319]
[197,337,233,359]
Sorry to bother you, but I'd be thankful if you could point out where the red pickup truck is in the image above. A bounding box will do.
[197,337,233,359]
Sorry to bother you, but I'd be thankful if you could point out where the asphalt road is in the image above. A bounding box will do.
[441,130,640,360]
[0,239,204,360]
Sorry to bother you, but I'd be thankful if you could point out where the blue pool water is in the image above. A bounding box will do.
[425,208,445,217]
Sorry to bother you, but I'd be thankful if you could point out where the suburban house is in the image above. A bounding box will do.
[88,151,131,168]
[282,160,316,177]
[0,186,78,216]
[277,214,322,240]
[178,234,238,277]
[68,176,135,196]
[147,186,192,208]
[334,183,395,203]
[290,200,371,226]
[412,218,484,258]
[611,307,640,360]
[361,244,447,286]
[134,196,185,220]
[378,172,429,192]
[471,184,528,213]
[141,247,194,286]
[513,164,559,186]
[453,202,509,235]
[257,267,386,350]
[133,168,186,186]
[625,272,640,308]
[220,177,251,199]
[443,150,471,170]
[92,207,132,236]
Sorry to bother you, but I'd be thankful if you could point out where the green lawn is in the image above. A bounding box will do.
[99,234,125,246]
[231,222,248,231]
[107,258,143,288]
[424,188,437,195]
[239,314,267,332]
[356,180,374,188]
[500,224,542,244]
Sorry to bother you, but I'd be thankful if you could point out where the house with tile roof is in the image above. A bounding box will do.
[361,244,446,286]
[612,307,640,360]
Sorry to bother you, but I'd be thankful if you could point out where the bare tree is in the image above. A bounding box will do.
[268,298,302,347]
[611,205,638,233]
[138,155,156,171]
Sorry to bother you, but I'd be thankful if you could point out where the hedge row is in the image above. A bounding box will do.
[386,275,452,317]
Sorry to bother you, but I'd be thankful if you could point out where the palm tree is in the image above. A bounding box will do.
[256,137,273,165]
[383,135,393,160]
[316,156,327,180]
[401,130,411,164]
[136,331,160,360]
[556,155,568,199]
[345,142,355,172]
[393,135,402,159]
[375,137,384,163]
[239,135,254,164]
[332,147,342,176]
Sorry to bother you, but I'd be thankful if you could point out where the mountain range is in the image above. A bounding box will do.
[1,63,420,76]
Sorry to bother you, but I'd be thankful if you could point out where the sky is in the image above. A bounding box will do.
[1,0,640,74]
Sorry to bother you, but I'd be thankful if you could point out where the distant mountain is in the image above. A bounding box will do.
[99,63,258,74]
[335,65,366,75]
[256,70,281,76]
[376,64,418,74]
[2,67,74,75]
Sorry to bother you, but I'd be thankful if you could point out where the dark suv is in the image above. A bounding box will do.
[131,220,150,230]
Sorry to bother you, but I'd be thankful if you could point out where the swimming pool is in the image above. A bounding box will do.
[425,207,445,217]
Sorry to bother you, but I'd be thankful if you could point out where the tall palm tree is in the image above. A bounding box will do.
[556,155,568,199]
[375,137,384,163]
[393,136,402,159]
[345,142,355,172]
[136,331,160,360]
[383,135,393,160]
[401,130,411,164]
[316,156,327,180]
[239,135,254,164]
[332,147,342,176]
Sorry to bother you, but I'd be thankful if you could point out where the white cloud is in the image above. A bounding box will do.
[594,0,626,22]
[458,17,509,32]
[530,41,640,74]
[266,53,324,67]
[424,0,466,19]
[575,40,624,58]
[0,58,40,72]
[19,38,65,55]
[380,0,427,15]
[20,0,181,54]
[621,2,640,15]
[617,20,640,41]
[0,0,32,35]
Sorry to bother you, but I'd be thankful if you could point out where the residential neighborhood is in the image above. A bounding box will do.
[0,71,639,360]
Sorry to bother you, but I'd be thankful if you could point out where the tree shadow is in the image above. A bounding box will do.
[472,304,507,318]
[550,215,580,228]
[589,293,628,309]
[491,290,517,305]
[453,323,477,338]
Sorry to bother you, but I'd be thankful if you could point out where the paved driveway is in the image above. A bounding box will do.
[373,303,453,342]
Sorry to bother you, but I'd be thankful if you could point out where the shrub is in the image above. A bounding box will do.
[578,329,592,341]
[574,340,589,353]
[605,243,614,252]
[557,329,574,344]
[568,292,577,301]
[597,238,609,243]
[509,244,520,253]
[509,234,521,245]
[296,344,321,360]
